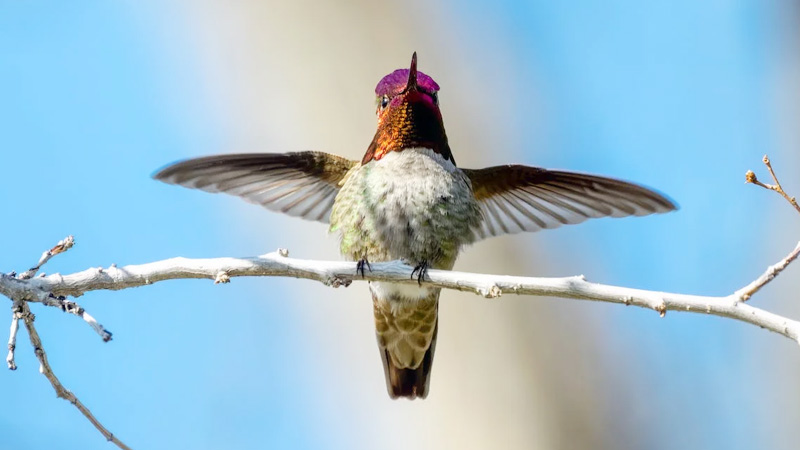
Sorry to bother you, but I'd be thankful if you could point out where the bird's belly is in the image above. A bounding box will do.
[330,148,481,268]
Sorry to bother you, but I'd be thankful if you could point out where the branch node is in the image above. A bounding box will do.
[55,235,75,252]
[324,276,352,288]
[484,285,502,298]
[214,271,231,284]
[656,302,667,318]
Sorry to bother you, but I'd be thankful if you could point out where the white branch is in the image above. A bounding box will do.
[18,302,131,450]
[6,302,21,370]
[37,294,113,342]
[18,235,74,280]
[3,236,127,449]
[2,247,799,345]
[5,235,112,342]
[734,241,800,301]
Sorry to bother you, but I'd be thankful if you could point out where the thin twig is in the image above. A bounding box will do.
[6,302,21,370]
[19,235,75,280]
[745,155,800,214]
[19,302,131,450]
[740,155,800,300]
[40,294,112,342]
[735,241,800,301]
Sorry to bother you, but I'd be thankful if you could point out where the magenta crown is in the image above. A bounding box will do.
[375,53,440,95]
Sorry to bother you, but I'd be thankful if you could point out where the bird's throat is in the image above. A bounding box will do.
[362,99,453,165]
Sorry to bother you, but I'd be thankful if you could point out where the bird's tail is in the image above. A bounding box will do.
[380,319,438,399]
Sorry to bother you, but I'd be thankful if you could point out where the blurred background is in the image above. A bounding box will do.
[1,1,799,449]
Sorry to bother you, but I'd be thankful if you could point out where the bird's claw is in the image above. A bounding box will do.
[410,260,429,286]
[356,257,372,278]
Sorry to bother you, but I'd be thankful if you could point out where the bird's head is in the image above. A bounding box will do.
[362,53,453,165]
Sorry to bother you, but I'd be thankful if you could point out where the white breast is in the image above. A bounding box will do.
[363,149,459,301]
[364,147,461,225]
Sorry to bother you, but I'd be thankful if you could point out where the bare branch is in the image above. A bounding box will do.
[745,155,800,214]
[6,302,21,370]
[19,235,75,280]
[6,238,112,342]
[39,294,112,342]
[2,237,121,446]
[18,302,131,450]
[1,250,799,344]
[738,155,800,301]
[735,241,800,302]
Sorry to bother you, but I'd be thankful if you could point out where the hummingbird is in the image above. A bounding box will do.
[154,52,676,400]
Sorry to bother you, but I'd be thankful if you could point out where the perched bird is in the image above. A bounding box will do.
[154,53,676,400]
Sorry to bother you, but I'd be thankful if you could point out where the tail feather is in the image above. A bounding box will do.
[380,320,438,399]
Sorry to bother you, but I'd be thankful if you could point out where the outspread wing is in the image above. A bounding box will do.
[463,165,677,239]
[153,152,358,223]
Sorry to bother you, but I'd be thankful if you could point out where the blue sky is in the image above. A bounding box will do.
[1,1,798,449]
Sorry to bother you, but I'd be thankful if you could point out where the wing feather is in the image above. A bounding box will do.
[153,152,358,223]
[464,165,676,239]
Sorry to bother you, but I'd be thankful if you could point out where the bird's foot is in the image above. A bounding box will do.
[410,260,429,286]
[356,257,372,278]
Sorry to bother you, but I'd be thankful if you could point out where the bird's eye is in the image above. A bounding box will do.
[379,95,390,110]
[431,92,438,105]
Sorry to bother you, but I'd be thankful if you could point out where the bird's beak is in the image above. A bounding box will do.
[404,52,418,92]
